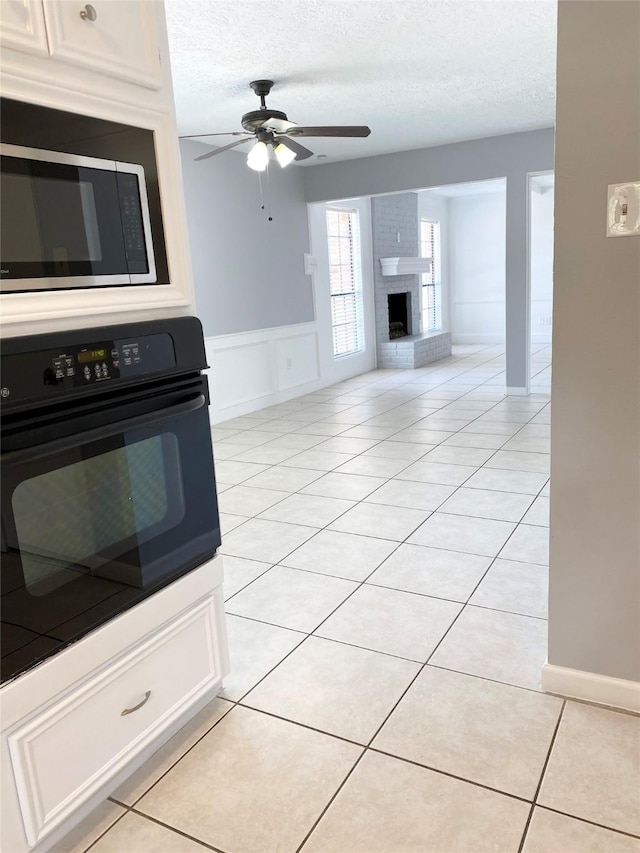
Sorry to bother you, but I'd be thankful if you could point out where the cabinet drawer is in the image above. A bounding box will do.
[7,594,223,847]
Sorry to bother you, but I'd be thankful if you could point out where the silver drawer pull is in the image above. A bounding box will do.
[80,4,97,21]
[121,690,151,716]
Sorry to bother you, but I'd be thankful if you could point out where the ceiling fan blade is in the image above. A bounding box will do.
[258,117,298,134]
[181,131,252,139]
[194,137,253,161]
[287,126,371,138]
[276,136,314,161]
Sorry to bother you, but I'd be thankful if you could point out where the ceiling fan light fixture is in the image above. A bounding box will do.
[274,142,296,168]
[247,140,269,171]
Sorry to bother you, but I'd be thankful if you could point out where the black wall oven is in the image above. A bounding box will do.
[0,317,221,684]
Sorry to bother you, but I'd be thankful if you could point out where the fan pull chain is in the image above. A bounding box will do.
[258,169,265,211]
[256,167,274,221]
[266,161,273,221]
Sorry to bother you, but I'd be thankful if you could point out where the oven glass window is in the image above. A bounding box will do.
[12,434,184,596]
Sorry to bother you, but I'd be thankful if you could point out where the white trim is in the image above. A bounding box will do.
[451,299,506,305]
[380,257,432,276]
[203,320,318,345]
[542,662,640,713]
[308,198,376,381]
[451,334,505,345]
[506,386,529,396]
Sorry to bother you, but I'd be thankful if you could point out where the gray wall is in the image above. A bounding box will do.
[549,1,640,681]
[180,138,314,337]
[303,129,555,389]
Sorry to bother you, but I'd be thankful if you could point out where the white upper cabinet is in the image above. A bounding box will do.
[42,0,161,88]
[0,0,49,56]
[1,0,161,89]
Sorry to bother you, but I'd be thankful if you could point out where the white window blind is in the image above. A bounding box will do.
[326,208,363,357]
[420,219,442,332]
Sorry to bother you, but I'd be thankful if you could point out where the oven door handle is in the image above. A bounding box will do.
[1,393,206,465]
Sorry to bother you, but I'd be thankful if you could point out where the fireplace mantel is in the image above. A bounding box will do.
[379,257,432,276]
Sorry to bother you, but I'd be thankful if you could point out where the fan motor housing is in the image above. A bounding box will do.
[241,109,288,131]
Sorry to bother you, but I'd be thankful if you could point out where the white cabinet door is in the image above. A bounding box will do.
[0,0,49,56]
[42,0,161,89]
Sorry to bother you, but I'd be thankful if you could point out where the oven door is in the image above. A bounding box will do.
[1,381,220,682]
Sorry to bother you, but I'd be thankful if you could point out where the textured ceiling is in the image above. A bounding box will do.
[165,0,557,165]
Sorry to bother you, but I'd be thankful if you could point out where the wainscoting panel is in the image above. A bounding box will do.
[208,341,273,412]
[205,324,326,423]
[451,299,505,345]
[275,333,320,391]
[531,298,553,344]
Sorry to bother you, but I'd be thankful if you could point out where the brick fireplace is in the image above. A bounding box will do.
[371,192,451,369]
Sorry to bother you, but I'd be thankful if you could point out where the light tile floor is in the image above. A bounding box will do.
[64,344,640,853]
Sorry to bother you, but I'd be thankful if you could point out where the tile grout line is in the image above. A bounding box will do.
[294,749,368,853]
[533,805,640,841]
[127,806,228,853]
[82,806,131,853]
[516,698,567,853]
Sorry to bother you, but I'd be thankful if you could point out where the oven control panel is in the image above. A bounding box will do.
[1,333,176,403]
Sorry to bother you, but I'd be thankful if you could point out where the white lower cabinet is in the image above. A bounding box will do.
[1,574,228,852]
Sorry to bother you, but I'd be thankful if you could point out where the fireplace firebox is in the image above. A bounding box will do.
[388,292,412,339]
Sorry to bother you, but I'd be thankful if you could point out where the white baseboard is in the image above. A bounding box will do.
[450,334,505,345]
[542,663,640,713]
[506,386,529,396]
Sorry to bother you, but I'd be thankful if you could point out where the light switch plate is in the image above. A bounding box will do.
[606,181,640,237]
[304,253,318,274]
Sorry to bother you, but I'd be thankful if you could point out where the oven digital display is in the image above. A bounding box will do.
[77,349,107,364]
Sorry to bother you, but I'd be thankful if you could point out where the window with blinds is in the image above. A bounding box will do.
[420,219,442,332]
[326,208,363,357]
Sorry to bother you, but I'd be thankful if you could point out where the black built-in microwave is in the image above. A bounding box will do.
[0,143,156,292]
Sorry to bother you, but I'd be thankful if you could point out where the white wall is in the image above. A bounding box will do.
[448,190,507,344]
[530,185,554,343]
[417,192,450,331]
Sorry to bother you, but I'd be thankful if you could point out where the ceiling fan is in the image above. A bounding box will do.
[186,80,371,169]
